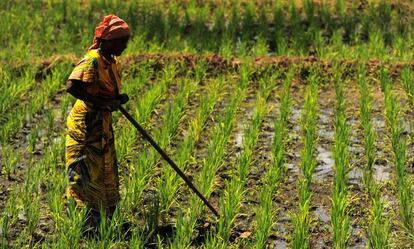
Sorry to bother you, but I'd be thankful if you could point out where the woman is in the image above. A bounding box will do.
[65,15,130,227]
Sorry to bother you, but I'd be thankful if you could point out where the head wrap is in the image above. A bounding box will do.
[89,15,131,50]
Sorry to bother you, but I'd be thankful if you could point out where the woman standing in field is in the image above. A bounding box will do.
[65,15,130,230]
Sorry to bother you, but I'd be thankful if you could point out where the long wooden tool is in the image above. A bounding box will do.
[118,105,220,218]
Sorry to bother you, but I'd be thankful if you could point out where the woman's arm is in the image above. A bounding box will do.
[66,79,121,111]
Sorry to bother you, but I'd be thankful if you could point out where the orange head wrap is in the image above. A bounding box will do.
[89,15,131,50]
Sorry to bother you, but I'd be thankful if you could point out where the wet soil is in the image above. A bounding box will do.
[269,78,306,247]
[344,80,369,248]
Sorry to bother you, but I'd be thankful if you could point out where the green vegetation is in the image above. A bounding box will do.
[358,66,390,248]
[331,65,350,248]
[2,1,414,248]
[254,68,293,248]
[382,68,414,236]
[291,66,319,249]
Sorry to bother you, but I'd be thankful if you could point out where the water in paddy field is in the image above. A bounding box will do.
[315,147,334,181]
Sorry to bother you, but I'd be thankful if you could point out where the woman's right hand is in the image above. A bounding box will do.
[102,98,121,111]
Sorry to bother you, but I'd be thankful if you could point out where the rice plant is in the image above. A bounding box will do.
[211,70,277,246]
[159,71,224,212]
[0,188,18,249]
[170,65,251,248]
[53,200,87,249]
[382,68,414,235]
[1,144,19,180]
[358,65,390,248]
[292,67,319,249]
[367,185,391,248]
[254,68,293,248]
[122,75,197,214]
[401,67,414,107]
[331,65,350,249]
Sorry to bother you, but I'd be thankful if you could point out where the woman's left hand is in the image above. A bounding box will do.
[103,99,122,111]
[118,93,129,104]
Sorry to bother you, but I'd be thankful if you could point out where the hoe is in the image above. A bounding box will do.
[119,105,220,218]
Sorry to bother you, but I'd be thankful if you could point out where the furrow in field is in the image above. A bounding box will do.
[309,80,334,249]
[205,70,278,247]
[247,69,293,248]
[271,76,305,247]
[345,76,370,248]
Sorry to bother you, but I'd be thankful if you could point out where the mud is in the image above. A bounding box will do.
[315,147,334,181]
[267,79,305,247]
[231,79,282,242]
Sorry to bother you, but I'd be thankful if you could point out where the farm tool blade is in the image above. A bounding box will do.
[119,105,220,218]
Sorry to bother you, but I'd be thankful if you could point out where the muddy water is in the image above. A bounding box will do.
[236,83,282,247]
[228,86,266,237]
[314,147,334,181]
[308,84,335,249]
[345,83,369,248]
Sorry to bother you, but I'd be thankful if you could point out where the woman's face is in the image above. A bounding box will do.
[105,35,130,56]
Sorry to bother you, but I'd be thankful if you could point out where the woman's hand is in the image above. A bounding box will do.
[102,99,121,111]
[118,93,129,104]
[66,80,125,111]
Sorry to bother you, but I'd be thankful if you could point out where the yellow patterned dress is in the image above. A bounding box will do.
[66,49,122,215]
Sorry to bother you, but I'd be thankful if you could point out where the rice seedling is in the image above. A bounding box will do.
[331,65,350,249]
[292,66,319,249]
[0,188,18,249]
[1,144,19,180]
[358,66,375,185]
[159,69,223,211]
[210,70,277,247]
[367,185,391,248]
[254,68,294,248]
[401,67,414,107]
[52,200,87,249]
[358,65,390,248]
[170,65,251,248]
[4,1,414,247]
[122,74,198,215]
[16,161,42,247]
[382,68,414,235]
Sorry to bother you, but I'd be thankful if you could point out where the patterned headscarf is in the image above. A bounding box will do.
[89,15,131,50]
